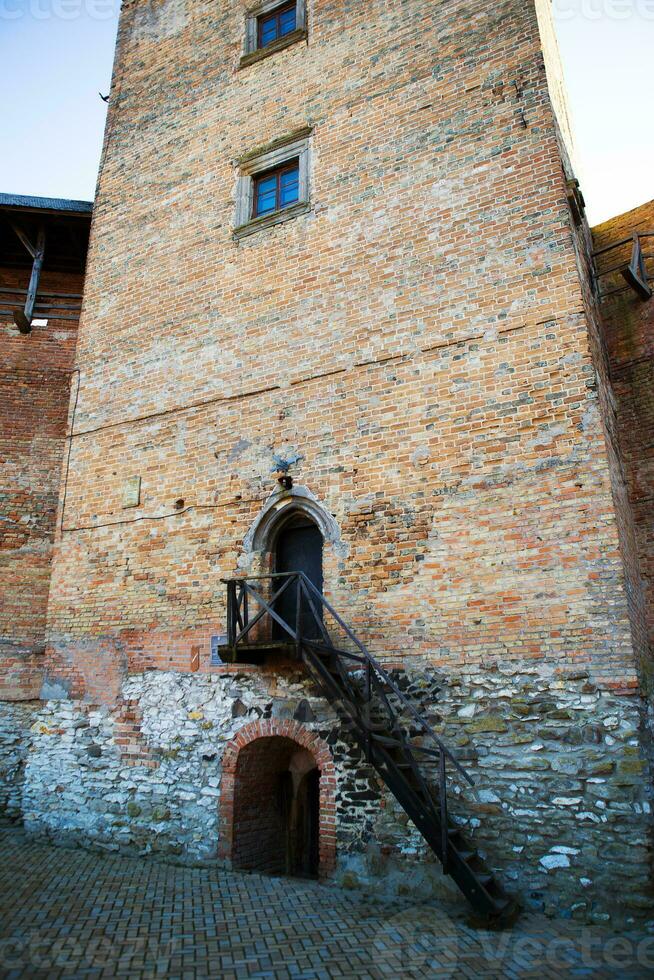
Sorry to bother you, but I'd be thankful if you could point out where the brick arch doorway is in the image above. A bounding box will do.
[220,721,336,879]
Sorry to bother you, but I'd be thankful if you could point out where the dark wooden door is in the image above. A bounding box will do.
[274,521,323,639]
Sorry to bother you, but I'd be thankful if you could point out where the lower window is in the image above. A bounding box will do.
[233,128,311,239]
[253,160,300,218]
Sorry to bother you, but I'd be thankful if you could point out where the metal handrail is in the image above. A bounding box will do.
[222,571,473,786]
[298,572,473,786]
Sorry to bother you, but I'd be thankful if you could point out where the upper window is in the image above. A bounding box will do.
[241,0,306,67]
[258,1,296,48]
[253,160,300,217]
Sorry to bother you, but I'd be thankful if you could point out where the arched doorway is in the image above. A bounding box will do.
[220,720,337,878]
[273,513,323,639]
[231,736,320,878]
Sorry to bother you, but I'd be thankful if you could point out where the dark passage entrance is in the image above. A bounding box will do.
[274,516,323,639]
[232,737,320,879]
[280,767,320,877]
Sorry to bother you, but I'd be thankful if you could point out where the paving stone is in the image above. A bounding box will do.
[0,825,653,978]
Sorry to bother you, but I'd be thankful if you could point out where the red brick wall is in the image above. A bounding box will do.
[0,267,81,700]
[44,0,643,699]
[593,201,654,681]
[112,698,159,768]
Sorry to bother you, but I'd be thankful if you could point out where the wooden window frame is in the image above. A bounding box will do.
[257,0,296,50]
[233,129,312,240]
[241,0,307,67]
[252,160,300,218]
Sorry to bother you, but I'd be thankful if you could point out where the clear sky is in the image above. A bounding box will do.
[0,1,651,225]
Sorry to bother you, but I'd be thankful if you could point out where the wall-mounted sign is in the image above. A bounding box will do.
[211,635,228,665]
[122,476,141,509]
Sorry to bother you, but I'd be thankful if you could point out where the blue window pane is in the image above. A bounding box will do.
[280,168,299,206]
[280,186,299,206]
[258,175,277,196]
[279,7,296,35]
[256,175,278,215]
[280,168,298,190]
[257,190,277,215]
[260,15,277,44]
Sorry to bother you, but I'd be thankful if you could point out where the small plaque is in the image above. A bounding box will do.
[211,635,228,665]
[122,476,141,509]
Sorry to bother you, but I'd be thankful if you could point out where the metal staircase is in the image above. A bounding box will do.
[223,571,519,926]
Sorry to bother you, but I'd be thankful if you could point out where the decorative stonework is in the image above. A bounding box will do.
[243,486,343,556]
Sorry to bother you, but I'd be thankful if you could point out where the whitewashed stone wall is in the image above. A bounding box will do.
[0,701,38,821]
[20,670,384,865]
[6,663,654,925]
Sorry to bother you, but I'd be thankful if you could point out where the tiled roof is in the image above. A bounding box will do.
[0,193,93,213]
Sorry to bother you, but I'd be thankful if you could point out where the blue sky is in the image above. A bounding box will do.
[0,2,651,225]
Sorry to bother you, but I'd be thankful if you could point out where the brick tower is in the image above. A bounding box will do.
[6,0,653,922]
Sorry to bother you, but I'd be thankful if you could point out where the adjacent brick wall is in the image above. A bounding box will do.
[0,268,81,700]
[592,201,654,680]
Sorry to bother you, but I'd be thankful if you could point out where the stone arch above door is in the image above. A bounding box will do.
[240,486,346,568]
[219,719,337,878]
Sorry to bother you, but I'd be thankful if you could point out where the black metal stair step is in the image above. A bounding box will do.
[370,733,405,747]
[296,631,519,923]
[321,666,363,693]
[323,666,364,692]
[493,896,519,917]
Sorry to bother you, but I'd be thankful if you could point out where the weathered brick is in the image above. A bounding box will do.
[0,261,83,701]
[1,0,653,924]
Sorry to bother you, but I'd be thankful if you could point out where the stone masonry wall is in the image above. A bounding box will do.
[435,663,654,924]
[0,701,38,820]
[20,670,376,870]
[0,266,82,701]
[17,668,653,925]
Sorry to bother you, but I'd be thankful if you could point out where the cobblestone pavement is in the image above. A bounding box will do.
[0,825,652,979]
